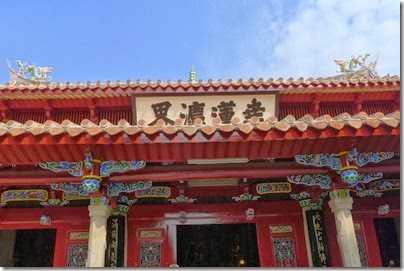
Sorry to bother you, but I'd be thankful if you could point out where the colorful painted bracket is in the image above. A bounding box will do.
[287,175,331,189]
[295,153,341,170]
[107,181,153,197]
[51,183,89,196]
[38,161,83,177]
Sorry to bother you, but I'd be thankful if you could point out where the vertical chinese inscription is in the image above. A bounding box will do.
[105,215,125,267]
[306,209,329,267]
[140,242,161,267]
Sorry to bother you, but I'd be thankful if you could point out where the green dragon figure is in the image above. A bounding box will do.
[7,59,53,86]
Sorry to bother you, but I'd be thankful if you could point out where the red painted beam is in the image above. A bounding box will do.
[0,162,398,186]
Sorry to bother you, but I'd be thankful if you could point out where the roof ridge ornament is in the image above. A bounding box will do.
[189,65,198,83]
[7,59,53,86]
[334,52,379,80]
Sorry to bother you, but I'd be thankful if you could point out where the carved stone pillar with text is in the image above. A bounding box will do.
[328,189,361,267]
[86,196,111,267]
[299,197,330,267]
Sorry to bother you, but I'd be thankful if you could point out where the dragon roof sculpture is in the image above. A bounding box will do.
[334,53,379,80]
[7,59,53,86]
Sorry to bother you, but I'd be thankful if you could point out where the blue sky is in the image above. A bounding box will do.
[0,0,400,84]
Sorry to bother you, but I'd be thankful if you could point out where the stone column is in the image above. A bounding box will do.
[86,199,111,267]
[328,190,361,267]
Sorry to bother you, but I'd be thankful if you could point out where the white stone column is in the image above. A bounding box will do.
[86,203,111,267]
[328,192,361,267]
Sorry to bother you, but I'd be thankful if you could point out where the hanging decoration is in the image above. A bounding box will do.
[245,208,255,221]
[179,211,187,223]
[377,204,390,215]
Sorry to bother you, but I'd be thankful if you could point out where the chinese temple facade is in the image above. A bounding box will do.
[0,60,400,267]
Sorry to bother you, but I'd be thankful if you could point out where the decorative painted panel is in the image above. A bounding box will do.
[135,94,277,125]
[67,244,88,267]
[270,225,293,234]
[272,238,296,267]
[135,186,171,198]
[63,191,91,201]
[256,182,291,194]
[140,242,161,267]
[1,189,48,206]
[69,231,89,240]
[139,229,163,239]
[356,235,368,267]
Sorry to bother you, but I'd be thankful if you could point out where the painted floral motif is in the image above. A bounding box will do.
[290,192,328,208]
[38,161,82,177]
[100,160,146,177]
[287,175,331,189]
[232,193,260,202]
[295,154,341,170]
[67,244,88,267]
[117,195,137,206]
[140,242,161,267]
[273,238,296,267]
[107,181,153,197]
[256,182,291,194]
[135,186,170,198]
[168,195,197,204]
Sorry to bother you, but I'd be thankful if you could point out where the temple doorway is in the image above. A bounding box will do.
[176,223,259,267]
[374,217,400,267]
[0,229,56,267]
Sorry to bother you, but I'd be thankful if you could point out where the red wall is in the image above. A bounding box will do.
[1,196,397,267]
[126,200,308,267]
[0,206,89,267]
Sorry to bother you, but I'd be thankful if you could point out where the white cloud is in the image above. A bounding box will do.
[228,0,400,79]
